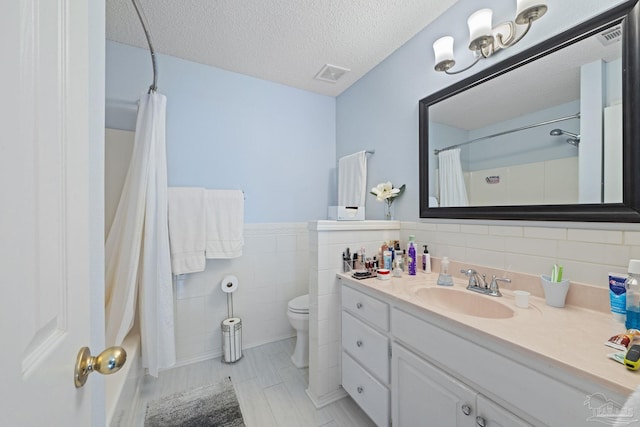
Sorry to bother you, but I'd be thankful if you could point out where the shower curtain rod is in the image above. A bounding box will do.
[131,0,158,93]
[433,113,581,156]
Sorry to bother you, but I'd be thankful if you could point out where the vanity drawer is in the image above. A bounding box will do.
[342,311,390,384]
[342,285,389,331]
[342,352,390,427]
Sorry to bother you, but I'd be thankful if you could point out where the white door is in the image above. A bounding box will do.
[0,0,106,426]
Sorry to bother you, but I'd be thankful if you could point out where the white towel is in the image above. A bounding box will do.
[167,187,206,274]
[205,190,244,259]
[338,151,367,207]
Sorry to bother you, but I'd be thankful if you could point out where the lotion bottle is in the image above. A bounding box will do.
[408,235,417,275]
[422,245,431,273]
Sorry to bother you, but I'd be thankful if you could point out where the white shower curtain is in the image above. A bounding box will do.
[438,148,469,207]
[105,92,175,377]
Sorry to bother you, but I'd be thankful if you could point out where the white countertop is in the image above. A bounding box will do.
[338,271,640,397]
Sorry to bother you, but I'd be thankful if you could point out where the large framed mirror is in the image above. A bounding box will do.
[419,1,640,222]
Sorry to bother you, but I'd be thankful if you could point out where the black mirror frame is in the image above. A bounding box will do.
[419,1,640,222]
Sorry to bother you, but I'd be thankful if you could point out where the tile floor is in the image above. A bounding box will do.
[122,338,375,426]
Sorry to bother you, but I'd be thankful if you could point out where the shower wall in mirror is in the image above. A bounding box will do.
[428,26,622,208]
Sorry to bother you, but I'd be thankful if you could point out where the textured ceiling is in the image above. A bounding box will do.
[106,0,458,97]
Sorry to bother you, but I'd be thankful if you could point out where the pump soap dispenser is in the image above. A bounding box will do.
[437,256,453,286]
[422,245,431,273]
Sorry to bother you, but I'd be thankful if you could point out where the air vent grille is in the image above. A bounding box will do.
[315,64,350,83]
[597,26,622,46]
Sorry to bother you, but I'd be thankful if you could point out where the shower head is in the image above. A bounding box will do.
[550,128,580,146]
[550,128,580,139]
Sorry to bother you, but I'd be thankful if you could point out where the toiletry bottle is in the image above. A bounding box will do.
[383,249,392,270]
[437,256,454,286]
[422,245,431,273]
[626,260,640,329]
[402,250,407,272]
[408,235,417,275]
[378,243,386,263]
[393,258,403,277]
[397,250,404,272]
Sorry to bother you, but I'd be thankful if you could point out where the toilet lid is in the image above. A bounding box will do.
[288,294,309,313]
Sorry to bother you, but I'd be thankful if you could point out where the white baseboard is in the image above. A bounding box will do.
[168,333,296,369]
[305,387,348,409]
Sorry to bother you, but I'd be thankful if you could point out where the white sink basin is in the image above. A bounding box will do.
[412,287,515,319]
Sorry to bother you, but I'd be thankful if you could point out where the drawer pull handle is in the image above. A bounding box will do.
[461,404,472,416]
[356,302,363,309]
[357,386,364,394]
[356,340,363,347]
[476,416,486,427]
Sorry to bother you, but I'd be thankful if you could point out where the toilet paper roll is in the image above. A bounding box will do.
[221,275,239,293]
[221,317,242,363]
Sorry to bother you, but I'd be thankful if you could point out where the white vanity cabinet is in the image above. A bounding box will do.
[341,285,390,426]
[339,277,625,427]
[392,343,531,427]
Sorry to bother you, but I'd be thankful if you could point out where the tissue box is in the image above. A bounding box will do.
[337,206,365,221]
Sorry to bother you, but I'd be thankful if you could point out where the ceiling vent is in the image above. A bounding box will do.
[597,25,622,46]
[315,64,350,83]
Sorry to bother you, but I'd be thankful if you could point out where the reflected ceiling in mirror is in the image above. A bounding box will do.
[418,1,640,222]
[429,28,621,207]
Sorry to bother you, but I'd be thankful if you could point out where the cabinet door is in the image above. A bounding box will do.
[476,395,532,427]
[392,343,476,427]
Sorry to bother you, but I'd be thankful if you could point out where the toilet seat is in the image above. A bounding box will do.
[288,294,309,314]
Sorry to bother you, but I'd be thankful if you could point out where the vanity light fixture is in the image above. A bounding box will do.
[433,0,548,75]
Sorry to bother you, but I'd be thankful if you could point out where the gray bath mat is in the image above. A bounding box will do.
[144,376,245,427]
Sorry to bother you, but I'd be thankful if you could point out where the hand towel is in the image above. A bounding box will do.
[338,151,367,207]
[167,187,206,274]
[205,189,244,259]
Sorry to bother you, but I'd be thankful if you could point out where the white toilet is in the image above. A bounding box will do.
[287,294,309,368]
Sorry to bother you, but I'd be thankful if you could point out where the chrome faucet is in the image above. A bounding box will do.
[461,269,509,297]
[460,269,487,289]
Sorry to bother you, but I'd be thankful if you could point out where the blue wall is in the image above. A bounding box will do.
[336,0,627,220]
[106,0,626,223]
[106,41,336,223]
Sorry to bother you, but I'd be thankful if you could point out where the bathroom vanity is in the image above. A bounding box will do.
[338,273,637,426]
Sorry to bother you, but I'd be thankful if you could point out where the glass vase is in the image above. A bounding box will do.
[384,202,394,220]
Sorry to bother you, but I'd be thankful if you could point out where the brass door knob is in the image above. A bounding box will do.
[74,346,127,388]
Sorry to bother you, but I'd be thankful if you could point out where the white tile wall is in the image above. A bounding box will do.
[465,157,578,206]
[172,223,309,366]
[307,220,400,407]
[401,221,639,286]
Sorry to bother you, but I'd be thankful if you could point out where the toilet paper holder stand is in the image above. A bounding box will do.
[221,277,243,364]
